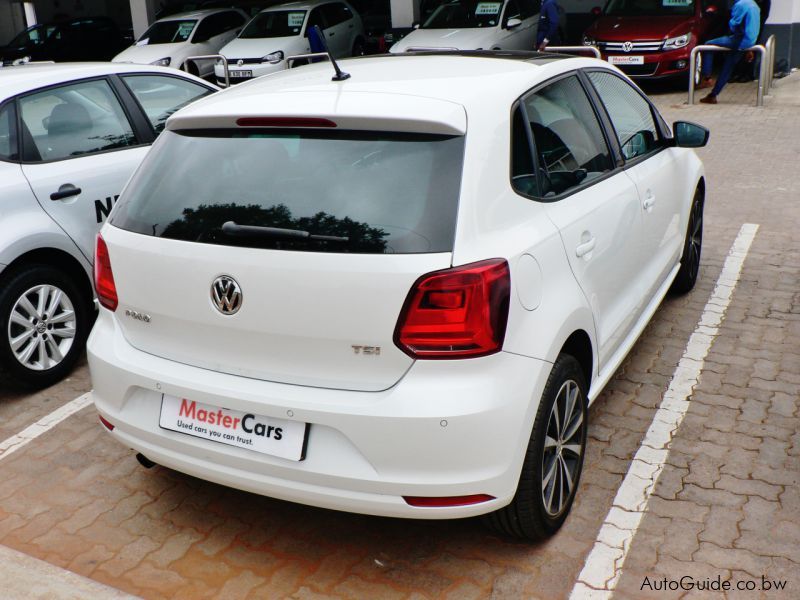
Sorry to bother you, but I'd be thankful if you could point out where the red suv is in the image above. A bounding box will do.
[583,0,727,83]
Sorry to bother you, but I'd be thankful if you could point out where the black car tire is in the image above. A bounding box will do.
[483,354,588,540]
[671,186,704,294]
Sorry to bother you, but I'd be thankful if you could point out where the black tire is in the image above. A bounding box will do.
[483,354,588,540]
[352,39,366,56]
[671,186,704,294]
[0,265,91,388]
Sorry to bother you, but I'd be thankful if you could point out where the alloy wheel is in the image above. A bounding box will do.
[687,196,703,283]
[541,379,585,517]
[7,284,76,371]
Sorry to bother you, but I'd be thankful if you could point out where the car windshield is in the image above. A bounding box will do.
[9,24,59,47]
[423,0,505,29]
[137,19,197,44]
[605,0,696,17]
[112,130,465,254]
[239,11,307,38]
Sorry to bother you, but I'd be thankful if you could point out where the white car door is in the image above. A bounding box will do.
[17,78,149,262]
[321,2,351,57]
[521,74,646,368]
[498,0,537,50]
[586,71,685,299]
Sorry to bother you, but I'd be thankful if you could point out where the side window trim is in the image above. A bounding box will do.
[0,99,20,163]
[582,68,672,168]
[108,74,158,144]
[510,100,542,198]
[512,70,622,203]
[17,75,146,165]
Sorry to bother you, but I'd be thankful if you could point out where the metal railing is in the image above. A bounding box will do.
[688,43,773,107]
[184,54,229,88]
[543,45,602,59]
[764,34,776,93]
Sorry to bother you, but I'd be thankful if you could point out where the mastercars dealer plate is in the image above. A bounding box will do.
[159,395,308,461]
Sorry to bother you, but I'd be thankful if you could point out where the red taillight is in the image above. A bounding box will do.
[394,259,510,359]
[404,494,495,507]
[94,234,118,311]
[98,415,115,431]
[236,117,337,128]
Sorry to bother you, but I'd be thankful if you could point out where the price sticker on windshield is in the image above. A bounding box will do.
[177,22,195,38]
[662,0,692,6]
[287,12,305,27]
[475,2,502,15]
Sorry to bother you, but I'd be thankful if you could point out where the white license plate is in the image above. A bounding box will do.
[230,70,252,78]
[159,394,308,461]
[608,55,644,65]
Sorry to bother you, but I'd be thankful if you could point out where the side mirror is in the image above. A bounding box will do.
[591,7,602,17]
[672,121,710,148]
[506,17,522,29]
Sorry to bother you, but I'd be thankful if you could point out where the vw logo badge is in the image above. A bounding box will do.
[622,41,633,53]
[237,59,244,66]
[211,275,242,315]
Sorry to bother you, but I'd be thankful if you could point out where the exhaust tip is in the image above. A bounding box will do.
[135,453,157,469]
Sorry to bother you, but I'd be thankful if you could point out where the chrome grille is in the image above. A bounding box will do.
[598,40,664,53]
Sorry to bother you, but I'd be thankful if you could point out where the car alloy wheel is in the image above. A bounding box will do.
[541,379,584,517]
[8,284,77,371]
[671,186,704,294]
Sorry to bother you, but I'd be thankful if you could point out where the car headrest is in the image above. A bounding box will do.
[48,103,92,136]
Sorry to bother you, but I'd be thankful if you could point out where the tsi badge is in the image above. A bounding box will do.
[352,345,381,356]
[125,309,151,323]
[211,275,242,315]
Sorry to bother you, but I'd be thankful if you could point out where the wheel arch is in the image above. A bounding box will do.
[558,329,593,391]
[1,247,94,304]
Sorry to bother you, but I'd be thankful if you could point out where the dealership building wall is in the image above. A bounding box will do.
[1,0,799,71]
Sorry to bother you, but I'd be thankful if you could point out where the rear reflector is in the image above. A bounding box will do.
[404,494,495,507]
[236,117,337,128]
[94,234,118,311]
[98,415,115,431]
[394,259,510,359]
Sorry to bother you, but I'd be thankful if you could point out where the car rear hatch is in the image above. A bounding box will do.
[102,98,466,392]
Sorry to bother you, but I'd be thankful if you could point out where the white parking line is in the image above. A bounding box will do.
[0,392,93,463]
[570,223,759,599]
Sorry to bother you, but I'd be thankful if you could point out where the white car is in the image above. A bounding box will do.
[214,0,365,86]
[88,52,708,540]
[0,62,216,386]
[390,0,539,53]
[113,8,248,78]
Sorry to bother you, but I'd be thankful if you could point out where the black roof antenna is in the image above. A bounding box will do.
[310,25,350,81]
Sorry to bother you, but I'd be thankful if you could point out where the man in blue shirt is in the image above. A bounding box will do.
[698,0,761,104]
[537,0,561,51]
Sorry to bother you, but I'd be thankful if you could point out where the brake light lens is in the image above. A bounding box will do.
[394,259,510,359]
[236,117,337,128]
[94,234,118,311]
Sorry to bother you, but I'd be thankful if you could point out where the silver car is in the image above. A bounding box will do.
[0,62,216,386]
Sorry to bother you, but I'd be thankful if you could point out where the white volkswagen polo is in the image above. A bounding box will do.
[88,50,708,540]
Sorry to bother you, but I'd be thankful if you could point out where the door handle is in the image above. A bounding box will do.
[643,192,656,211]
[50,184,82,201]
[576,236,596,258]
[328,32,335,36]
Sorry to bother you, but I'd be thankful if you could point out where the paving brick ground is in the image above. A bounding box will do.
[0,73,797,599]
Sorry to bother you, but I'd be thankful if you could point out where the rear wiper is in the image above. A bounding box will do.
[221,221,349,243]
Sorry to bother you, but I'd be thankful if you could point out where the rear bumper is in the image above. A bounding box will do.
[87,310,551,519]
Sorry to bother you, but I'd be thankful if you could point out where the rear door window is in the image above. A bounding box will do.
[522,74,613,198]
[121,75,213,134]
[112,129,465,254]
[19,79,137,162]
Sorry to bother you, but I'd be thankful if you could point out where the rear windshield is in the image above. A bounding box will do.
[112,129,465,254]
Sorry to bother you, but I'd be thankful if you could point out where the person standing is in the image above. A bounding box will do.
[698,0,760,104]
[536,0,561,51]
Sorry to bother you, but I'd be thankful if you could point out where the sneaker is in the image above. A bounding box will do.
[699,94,718,105]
